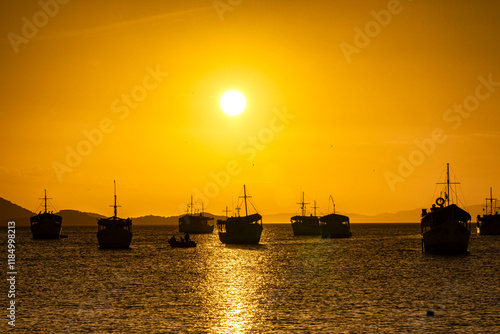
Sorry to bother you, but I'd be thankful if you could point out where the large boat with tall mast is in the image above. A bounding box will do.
[178,195,214,234]
[97,181,132,249]
[319,196,351,238]
[476,187,500,235]
[217,185,263,244]
[290,192,320,235]
[421,163,471,253]
[30,190,62,239]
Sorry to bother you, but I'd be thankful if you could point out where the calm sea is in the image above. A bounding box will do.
[2,223,500,333]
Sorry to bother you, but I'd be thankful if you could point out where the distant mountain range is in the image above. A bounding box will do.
[0,196,485,227]
[0,197,226,227]
[264,205,484,223]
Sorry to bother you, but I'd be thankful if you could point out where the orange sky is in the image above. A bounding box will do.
[1,0,499,218]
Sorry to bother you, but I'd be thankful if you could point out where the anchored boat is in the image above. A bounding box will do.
[290,192,320,236]
[30,190,62,239]
[179,196,214,234]
[97,181,132,249]
[476,187,500,235]
[319,196,351,238]
[217,185,263,244]
[421,163,471,253]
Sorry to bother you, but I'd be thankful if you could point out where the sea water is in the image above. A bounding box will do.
[2,224,500,333]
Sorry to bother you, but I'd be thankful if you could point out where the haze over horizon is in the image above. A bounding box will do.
[1,0,499,218]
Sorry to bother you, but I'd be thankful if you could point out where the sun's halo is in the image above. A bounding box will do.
[220,90,246,116]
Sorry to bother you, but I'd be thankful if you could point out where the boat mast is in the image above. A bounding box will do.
[486,187,496,215]
[446,163,450,206]
[223,206,231,219]
[40,189,52,213]
[110,180,120,218]
[329,195,335,214]
[312,200,318,217]
[488,187,492,215]
[297,192,309,216]
[114,180,117,217]
[190,195,193,215]
[437,163,459,206]
[243,185,248,216]
[239,185,252,217]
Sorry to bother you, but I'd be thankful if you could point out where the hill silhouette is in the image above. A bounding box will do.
[0,197,34,227]
[57,210,105,226]
[0,196,484,226]
[0,197,33,218]
[0,197,227,226]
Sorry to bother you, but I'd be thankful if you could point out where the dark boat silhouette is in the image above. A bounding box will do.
[168,234,196,248]
[97,181,132,249]
[217,185,263,244]
[290,192,320,236]
[421,163,471,253]
[476,187,500,235]
[319,196,351,238]
[30,189,62,239]
[178,196,214,234]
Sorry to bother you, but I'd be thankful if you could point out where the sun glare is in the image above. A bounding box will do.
[220,90,246,116]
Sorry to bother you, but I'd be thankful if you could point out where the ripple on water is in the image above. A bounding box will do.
[4,224,500,333]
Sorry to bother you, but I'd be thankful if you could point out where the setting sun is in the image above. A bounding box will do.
[220,90,246,116]
[3,2,500,332]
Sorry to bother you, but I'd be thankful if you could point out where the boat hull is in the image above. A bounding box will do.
[423,220,470,253]
[97,228,132,249]
[477,215,500,235]
[31,222,62,239]
[30,214,62,239]
[179,222,214,234]
[179,215,214,234]
[477,225,500,235]
[219,224,263,244]
[168,240,196,248]
[291,222,321,235]
[291,216,320,236]
[320,224,351,238]
[319,213,351,238]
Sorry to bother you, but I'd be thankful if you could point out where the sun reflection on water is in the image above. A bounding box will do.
[201,246,267,334]
[13,225,500,332]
